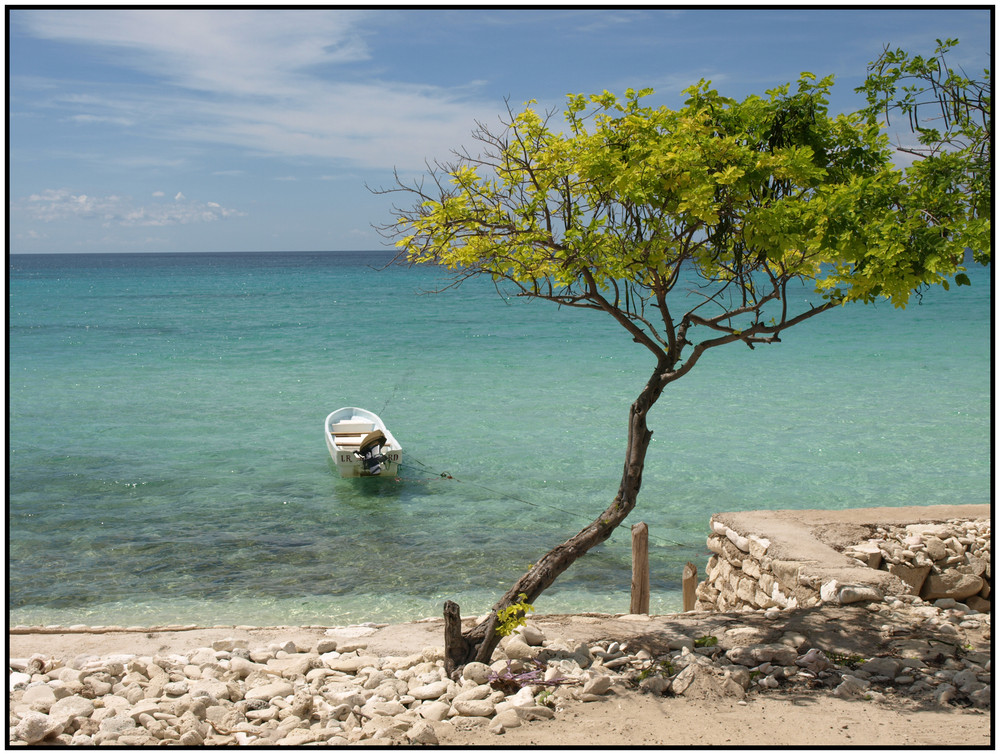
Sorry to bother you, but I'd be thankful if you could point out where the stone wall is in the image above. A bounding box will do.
[695,518,833,613]
[693,505,991,614]
[842,520,990,611]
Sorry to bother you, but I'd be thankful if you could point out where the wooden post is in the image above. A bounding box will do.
[630,522,650,614]
[682,561,698,612]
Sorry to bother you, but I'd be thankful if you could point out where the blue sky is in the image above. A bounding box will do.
[8,6,992,253]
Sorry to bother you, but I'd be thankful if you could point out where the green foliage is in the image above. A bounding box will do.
[827,651,866,669]
[694,635,718,648]
[388,63,987,348]
[379,48,991,461]
[637,658,675,682]
[495,593,535,637]
[855,38,991,265]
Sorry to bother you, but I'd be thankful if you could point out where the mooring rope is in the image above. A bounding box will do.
[378,366,414,416]
[398,455,689,549]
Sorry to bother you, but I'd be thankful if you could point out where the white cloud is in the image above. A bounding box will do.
[21,9,372,94]
[69,113,135,127]
[17,188,244,227]
[16,9,491,171]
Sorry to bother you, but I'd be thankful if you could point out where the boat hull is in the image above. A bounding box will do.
[324,407,402,477]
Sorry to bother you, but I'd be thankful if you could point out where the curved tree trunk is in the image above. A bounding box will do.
[444,365,668,678]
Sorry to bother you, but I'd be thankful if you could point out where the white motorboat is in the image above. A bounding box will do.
[324,407,402,477]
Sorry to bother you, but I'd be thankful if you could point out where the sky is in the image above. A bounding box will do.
[7,5,993,254]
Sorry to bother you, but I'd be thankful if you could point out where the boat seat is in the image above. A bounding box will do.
[330,421,375,434]
[334,433,365,447]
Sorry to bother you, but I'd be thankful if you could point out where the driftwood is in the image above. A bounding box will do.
[443,601,503,680]
[442,600,469,678]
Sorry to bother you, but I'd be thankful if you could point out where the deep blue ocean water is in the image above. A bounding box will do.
[8,251,992,627]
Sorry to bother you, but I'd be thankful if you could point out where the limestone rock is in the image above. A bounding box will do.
[324,653,379,673]
[501,636,537,660]
[189,647,219,666]
[957,554,987,577]
[15,712,62,744]
[726,527,751,552]
[639,675,670,695]
[770,560,800,590]
[520,705,555,720]
[834,674,870,699]
[452,698,495,717]
[98,714,136,734]
[965,596,991,613]
[21,683,60,711]
[848,543,883,569]
[888,562,932,595]
[315,638,338,654]
[407,720,439,744]
[506,686,536,709]
[178,729,205,746]
[454,683,493,702]
[837,584,883,604]
[860,657,901,679]
[670,665,698,695]
[518,623,546,646]
[190,678,232,702]
[918,536,946,560]
[493,708,523,729]
[921,572,984,601]
[581,675,612,696]
[276,728,322,746]
[9,671,31,691]
[748,535,771,560]
[47,694,95,730]
[461,662,492,685]
[416,701,451,722]
[795,649,831,674]
[210,637,247,653]
[244,680,294,701]
[410,680,450,700]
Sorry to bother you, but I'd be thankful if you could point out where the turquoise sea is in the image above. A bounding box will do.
[8,251,992,627]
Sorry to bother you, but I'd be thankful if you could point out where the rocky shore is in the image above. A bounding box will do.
[843,519,991,609]
[9,593,991,747]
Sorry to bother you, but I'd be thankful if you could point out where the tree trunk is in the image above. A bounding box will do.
[445,366,666,677]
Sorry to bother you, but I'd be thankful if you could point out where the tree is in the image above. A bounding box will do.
[375,64,990,677]
[855,37,991,270]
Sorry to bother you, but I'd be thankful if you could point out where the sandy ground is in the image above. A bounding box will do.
[10,608,991,748]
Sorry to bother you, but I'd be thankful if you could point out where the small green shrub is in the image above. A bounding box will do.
[827,651,866,669]
[637,658,675,681]
[496,593,535,637]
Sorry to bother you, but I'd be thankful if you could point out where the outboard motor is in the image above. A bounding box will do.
[355,430,389,475]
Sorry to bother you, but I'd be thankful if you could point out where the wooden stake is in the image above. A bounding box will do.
[682,561,698,612]
[630,522,650,614]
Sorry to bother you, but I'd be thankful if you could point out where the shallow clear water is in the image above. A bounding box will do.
[8,251,992,627]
